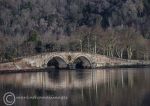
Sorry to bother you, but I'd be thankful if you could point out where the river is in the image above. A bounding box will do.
[0,68,150,106]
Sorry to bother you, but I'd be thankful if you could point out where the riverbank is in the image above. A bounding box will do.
[0,63,150,74]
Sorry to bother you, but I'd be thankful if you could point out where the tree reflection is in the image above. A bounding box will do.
[0,68,150,106]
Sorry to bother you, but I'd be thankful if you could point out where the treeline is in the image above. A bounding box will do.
[0,0,150,62]
[0,26,150,62]
[77,26,150,60]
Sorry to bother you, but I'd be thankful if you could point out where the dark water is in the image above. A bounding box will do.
[0,68,150,106]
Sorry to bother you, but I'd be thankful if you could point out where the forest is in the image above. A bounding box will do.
[0,0,150,62]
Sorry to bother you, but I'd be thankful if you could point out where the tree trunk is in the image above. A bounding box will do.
[127,47,133,59]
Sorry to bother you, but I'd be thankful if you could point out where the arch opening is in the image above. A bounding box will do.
[47,57,67,69]
[73,56,92,69]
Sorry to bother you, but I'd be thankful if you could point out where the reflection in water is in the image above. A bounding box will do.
[47,69,60,82]
[0,68,150,106]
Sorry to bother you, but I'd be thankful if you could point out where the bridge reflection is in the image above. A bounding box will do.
[0,69,135,90]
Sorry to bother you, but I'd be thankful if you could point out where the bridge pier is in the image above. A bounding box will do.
[92,63,97,68]
[67,63,76,70]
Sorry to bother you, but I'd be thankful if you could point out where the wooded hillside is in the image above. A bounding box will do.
[0,0,150,61]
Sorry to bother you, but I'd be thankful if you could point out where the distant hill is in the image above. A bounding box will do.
[0,0,150,38]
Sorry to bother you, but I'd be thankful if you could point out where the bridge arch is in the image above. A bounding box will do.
[73,56,92,69]
[46,56,67,69]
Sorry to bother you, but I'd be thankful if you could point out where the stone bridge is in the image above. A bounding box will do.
[23,52,96,69]
[21,52,150,69]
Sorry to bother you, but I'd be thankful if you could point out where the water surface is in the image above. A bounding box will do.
[0,68,150,106]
